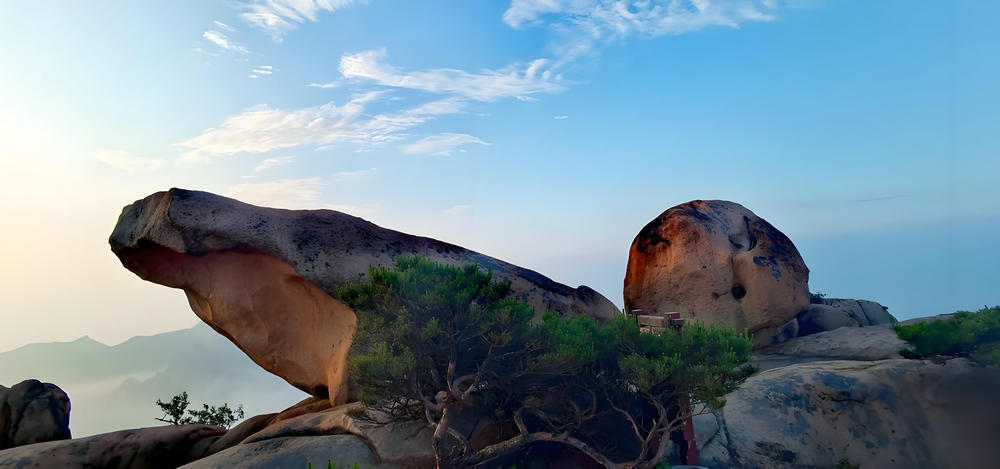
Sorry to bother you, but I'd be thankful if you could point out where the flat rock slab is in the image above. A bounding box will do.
[754,324,905,371]
[181,435,385,469]
[0,425,225,469]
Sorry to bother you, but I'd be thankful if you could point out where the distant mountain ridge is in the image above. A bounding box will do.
[0,323,308,437]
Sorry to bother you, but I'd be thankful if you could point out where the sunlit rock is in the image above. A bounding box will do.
[624,200,810,346]
[109,188,619,405]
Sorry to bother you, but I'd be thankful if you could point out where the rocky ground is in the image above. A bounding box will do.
[697,325,1000,468]
[2,192,995,468]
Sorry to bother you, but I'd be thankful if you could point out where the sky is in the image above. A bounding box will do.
[0,0,997,352]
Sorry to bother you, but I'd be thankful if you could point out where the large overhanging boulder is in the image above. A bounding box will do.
[624,200,810,346]
[109,188,619,405]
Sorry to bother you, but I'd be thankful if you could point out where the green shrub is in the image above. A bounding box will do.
[339,255,753,468]
[154,391,245,428]
[895,306,1000,365]
[836,458,860,469]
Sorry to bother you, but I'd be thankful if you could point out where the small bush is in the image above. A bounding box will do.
[809,291,828,304]
[836,458,860,469]
[895,306,1000,365]
[154,392,245,428]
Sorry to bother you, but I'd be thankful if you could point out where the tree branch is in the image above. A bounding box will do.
[604,388,645,459]
[459,431,618,468]
[446,354,458,398]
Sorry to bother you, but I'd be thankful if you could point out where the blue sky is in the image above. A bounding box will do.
[1,0,997,351]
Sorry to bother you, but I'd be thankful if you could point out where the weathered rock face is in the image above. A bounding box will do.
[242,402,435,468]
[203,413,276,457]
[0,424,225,469]
[797,298,895,337]
[753,324,905,371]
[109,189,619,405]
[624,200,810,346]
[700,323,999,468]
[698,358,1000,469]
[181,435,381,469]
[0,380,71,450]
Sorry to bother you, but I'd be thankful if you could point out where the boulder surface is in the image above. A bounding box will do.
[0,424,225,469]
[181,435,382,469]
[109,189,619,405]
[698,358,1000,469]
[242,402,435,468]
[624,200,810,345]
[797,297,895,336]
[0,380,71,450]
[753,324,905,371]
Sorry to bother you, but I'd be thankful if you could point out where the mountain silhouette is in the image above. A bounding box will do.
[0,323,308,437]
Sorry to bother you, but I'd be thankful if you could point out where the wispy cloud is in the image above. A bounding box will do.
[226,177,324,209]
[213,20,237,32]
[253,155,294,173]
[175,93,465,161]
[553,115,569,120]
[306,82,338,88]
[443,204,473,216]
[503,0,779,62]
[203,30,249,53]
[225,177,377,217]
[241,0,367,39]
[340,49,564,102]
[331,167,378,180]
[89,150,165,172]
[402,133,490,156]
[252,65,275,76]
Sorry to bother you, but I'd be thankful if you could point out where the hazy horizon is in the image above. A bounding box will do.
[2,0,998,352]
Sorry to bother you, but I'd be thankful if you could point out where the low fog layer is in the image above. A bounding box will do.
[0,323,308,437]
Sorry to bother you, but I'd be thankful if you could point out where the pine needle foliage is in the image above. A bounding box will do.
[339,256,754,469]
[895,305,1000,365]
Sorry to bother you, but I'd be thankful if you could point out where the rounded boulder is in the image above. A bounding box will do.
[624,200,810,346]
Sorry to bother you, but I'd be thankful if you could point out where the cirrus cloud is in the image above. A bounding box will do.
[503,0,780,62]
[202,30,249,53]
[402,133,490,156]
[174,93,466,162]
[340,49,564,102]
[241,0,368,39]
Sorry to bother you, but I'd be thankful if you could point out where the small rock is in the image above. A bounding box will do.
[0,379,71,449]
[796,304,861,336]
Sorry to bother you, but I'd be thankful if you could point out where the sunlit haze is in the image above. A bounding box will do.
[1,0,997,352]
